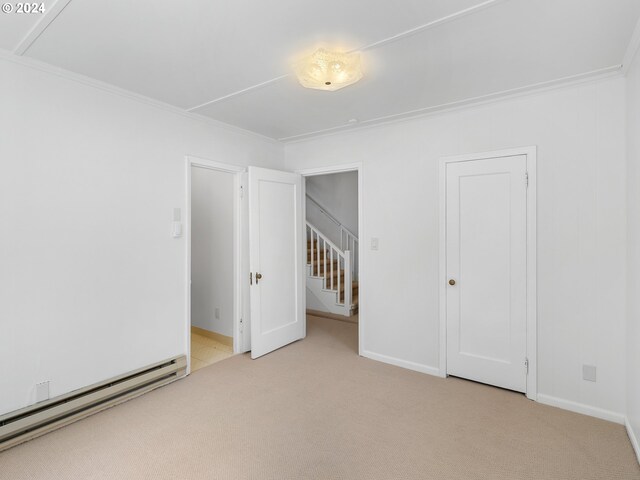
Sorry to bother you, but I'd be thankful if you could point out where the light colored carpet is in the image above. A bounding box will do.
[1,316,638,480]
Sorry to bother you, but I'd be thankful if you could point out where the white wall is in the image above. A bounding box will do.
[306,171,358,247]
[0,56,284,415]
[626,47,640,451]
[286,77,628,418]
[191,167,234,337]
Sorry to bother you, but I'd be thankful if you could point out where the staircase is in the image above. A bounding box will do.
[306,221,358,317]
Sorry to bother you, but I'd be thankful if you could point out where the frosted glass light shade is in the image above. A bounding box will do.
[293,49,363,91]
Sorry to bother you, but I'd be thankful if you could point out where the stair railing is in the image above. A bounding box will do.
[306,221,352,308]
[340,227,358,280]
[306,193,359,279]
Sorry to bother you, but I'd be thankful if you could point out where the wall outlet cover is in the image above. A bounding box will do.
[36,381,50,402]
[582,365,597,382]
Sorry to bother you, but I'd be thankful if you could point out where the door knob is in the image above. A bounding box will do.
[449,279,456,286]
[255,273,263,284]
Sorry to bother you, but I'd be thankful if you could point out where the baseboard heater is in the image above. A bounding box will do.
[0,355,187,452]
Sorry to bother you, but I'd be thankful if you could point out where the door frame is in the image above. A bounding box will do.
[438,146,537,400]
[295,163,364,356]
[185,156,247,375]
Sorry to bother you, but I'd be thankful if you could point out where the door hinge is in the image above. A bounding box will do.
[249,272,253,285]
[240,186,244,198]
[525,357,529,374]
[525,172,529,187]
[239,317,244,333]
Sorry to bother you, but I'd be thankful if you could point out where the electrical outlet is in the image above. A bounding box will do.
[36,381,50,402]
[215,307,220,319]
[371,237,379,250]
[583,365,597,382]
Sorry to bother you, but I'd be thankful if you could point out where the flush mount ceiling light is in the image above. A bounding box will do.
[293,48,363,91]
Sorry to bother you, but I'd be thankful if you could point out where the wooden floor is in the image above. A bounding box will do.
[190,331,233,372]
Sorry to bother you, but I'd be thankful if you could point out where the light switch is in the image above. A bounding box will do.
[172,221,182,238]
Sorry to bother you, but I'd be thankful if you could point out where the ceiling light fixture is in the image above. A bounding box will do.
[293,48,363,91]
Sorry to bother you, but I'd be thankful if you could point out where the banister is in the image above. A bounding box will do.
[306,194,358,241]
[306,220,356,308]
[306,221,344,255]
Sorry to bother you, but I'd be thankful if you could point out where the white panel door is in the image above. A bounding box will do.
[446,155,528,392]
[248,166,305,359]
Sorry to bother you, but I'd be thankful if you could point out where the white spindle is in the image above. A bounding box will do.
[337,248,341,300]
[323,238,327,282]
[330,248,334,290]
[344,250,352,308]
[309,228,312,272]
[316,231,320,277]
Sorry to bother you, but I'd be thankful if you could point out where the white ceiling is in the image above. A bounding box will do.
[2,0,640,141]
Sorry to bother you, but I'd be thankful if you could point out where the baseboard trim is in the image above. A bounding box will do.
[361,350,444,378]
[537,394,625,424]
[626,417,640,465]
[191,326,233,347]
[306,309,358,324]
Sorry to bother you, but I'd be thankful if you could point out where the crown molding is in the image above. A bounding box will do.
[279,65,623,143]
[0,49,282,146]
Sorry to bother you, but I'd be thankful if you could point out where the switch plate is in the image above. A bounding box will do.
[172,221,183,238]
[371,237,379,250]
[215,307,220,319]
[36,381,50,402]
[583,365,597,382]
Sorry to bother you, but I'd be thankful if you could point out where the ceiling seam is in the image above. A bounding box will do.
[0,50,283,145]
[187,75,289,112]
[359,0,507,52]
[13,0,74,55]
[185,0,507,112]
[278,64,623,143]
[622,15,640,75]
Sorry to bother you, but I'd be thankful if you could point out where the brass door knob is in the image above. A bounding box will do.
[256,273,263,284]
[449,279,456,286]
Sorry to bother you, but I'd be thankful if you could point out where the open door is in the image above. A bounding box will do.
[248,166,305,358]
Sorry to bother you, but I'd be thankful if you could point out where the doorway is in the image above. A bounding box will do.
[186,157,249,373]
[439,148,537,399]
[299,164,363,354]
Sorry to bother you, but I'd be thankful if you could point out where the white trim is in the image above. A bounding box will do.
[0,50,281,146]
[185,156,247,374]
[296,163,362,176]
[296,163,364,356]
[438,146,538,400]
[184,0,506,111]
[359,0,506,52]
[622,15,640,75]
[280,66,622,143]
[537,395,625,425]
[361,350,442,378]
[188,75,289,111]
[625,417,640,465]
[13,0,73,55]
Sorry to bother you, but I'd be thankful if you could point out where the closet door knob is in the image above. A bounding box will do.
[449,279,456,286]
